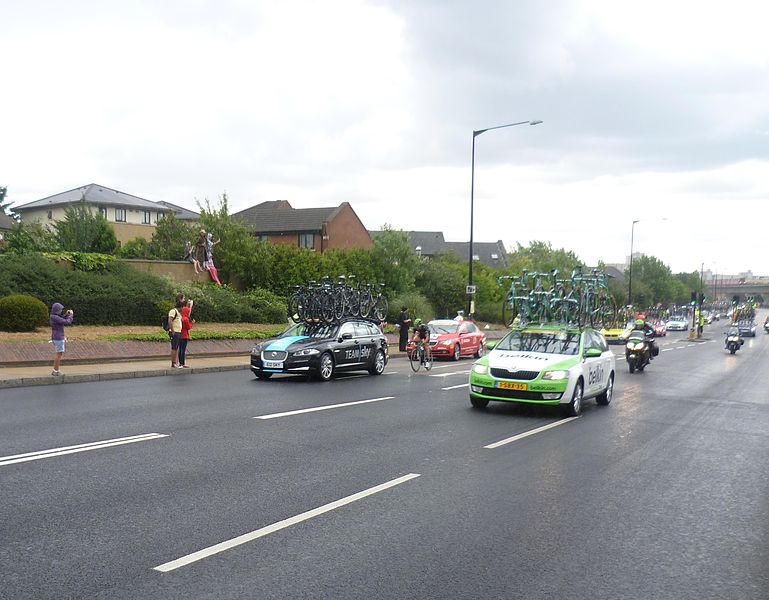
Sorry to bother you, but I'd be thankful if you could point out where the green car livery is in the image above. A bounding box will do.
[469,326,615,416]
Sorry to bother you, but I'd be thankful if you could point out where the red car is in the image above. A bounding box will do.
[652,321,667,337]
[407,319,487,361]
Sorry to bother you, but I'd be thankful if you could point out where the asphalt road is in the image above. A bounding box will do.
[2,321,768,599]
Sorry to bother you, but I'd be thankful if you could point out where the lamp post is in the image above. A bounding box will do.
[627,219,640,308]
[468,119,542,316]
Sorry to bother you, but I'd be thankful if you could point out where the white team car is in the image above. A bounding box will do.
[666,316,689,331]
[469,325,616,416]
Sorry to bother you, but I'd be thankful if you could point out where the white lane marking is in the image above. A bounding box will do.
[0,433,169,467]
[687,344,696,347]
[484,417,580,449]
[442,383,469,390]
[429,371,470,378]
[154,473,421,572]
[253,397,396,420]
[676,346,686,349]
[661,348,673,352]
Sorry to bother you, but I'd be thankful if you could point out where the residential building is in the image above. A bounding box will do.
[233,200,372,251]
[370,230,508,269]
[0,212,15,243]
[13,183,200,245]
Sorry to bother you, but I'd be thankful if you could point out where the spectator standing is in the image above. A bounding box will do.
[50,302,74,376]
[169,297,184,368]
[397,306,412,352]
[179,300,196,368]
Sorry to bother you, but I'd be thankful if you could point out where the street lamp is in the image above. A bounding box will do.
[468,119,542,316]
[627,219,640,308]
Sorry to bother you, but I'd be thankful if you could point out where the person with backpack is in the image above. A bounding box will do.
[167,296,185,368]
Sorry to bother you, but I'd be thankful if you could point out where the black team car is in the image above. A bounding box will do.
[251,318,389,381]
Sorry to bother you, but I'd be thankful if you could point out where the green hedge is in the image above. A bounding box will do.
[0,294,49,332]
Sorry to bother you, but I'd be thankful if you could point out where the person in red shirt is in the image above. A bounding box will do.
[179,300,196,368]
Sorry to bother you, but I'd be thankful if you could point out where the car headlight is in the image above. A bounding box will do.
[441,340,453,346]
[472,364,488,375]
[292,348,320,356]
[252,345,264,354]
[542,370,569,381]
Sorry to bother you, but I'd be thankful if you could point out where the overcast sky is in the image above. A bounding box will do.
[3,0,768,276]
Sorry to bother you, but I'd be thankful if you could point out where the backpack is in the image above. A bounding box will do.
[162,310,178,332]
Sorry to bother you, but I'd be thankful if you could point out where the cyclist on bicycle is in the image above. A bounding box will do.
[412,318,432,364]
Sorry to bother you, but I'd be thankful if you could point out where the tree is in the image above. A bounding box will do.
[0,220,59,254]
[54,202,118,253]
[148,213,197,260]
[371,226,418,294]
[0,186,13,217]
[506,241,583,276]
[416,252,466,318]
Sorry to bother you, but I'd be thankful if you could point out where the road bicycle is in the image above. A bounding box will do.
[409,340,433,372]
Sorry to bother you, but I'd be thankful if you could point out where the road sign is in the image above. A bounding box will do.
[466,285,477,295]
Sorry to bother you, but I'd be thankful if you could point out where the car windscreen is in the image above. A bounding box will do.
[429,323,459,335]
[495,330,580,355]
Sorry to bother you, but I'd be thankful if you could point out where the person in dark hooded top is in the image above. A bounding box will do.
[50,302,74,376]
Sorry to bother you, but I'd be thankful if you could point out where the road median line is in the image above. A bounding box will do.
[153,473,421,572]
[484,417,580,449]
[253,396,396,420]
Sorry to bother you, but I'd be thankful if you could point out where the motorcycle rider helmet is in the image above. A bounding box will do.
[414,318,422,326]
[635,319,645,327]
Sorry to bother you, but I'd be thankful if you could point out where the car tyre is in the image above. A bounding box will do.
[474,342,484,358]
[470,396,489,409]
[452,344,461,361]
[255,372,272,380]
[564,380,583,417]
[317,352,335,381]
[369,350,386,375]
[596,373,613,406]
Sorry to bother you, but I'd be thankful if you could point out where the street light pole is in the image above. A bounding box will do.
[468,119,542,316]
[627,219,640,308]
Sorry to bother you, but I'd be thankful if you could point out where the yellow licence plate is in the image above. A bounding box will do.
[496,381,528,391]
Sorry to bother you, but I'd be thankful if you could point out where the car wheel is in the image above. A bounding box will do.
[564,380,583,417]
[255,372,272,380]
[474,342,484,358]
[596,373,613,406]
[369,350,386,375]
[317,352,334,381]
[470,396,489,409]
[452,344,461,361]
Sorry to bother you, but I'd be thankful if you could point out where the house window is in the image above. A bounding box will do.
[491,253,499,260]
[472,254,480,261]
[299,233,315,249]
[142,211,151,224]
[156,212,163,223]
[47,210,53,220]
[98,206,107,219]
[256,234,268,242]
[115,208,126,222]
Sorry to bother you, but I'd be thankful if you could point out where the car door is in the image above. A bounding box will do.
[583,330,608,398]
[459,323,479,356]
[332,321,358,368]
[352,321,378,366]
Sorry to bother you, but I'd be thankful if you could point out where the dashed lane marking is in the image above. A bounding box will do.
[0,433,169,467]
[484,417,580,449]
[153,473,422,572]
[442,383,469,391]
[429,371,470,378]
[253,397,396,420]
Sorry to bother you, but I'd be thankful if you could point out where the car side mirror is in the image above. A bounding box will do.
[486,341,497,350]
[340,332,353,341]
[584,348,602,358]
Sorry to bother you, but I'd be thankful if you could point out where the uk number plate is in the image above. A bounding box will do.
[496,381,528,391]
[263,361,283,369]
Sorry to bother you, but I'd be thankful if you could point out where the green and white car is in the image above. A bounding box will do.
[469,326,615,416]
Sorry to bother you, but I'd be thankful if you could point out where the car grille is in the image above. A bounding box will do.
[490,368,539,380]
[261,350,288,361]
[477,387,559,401]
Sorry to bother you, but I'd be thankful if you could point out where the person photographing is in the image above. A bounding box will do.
[50,303,74,376]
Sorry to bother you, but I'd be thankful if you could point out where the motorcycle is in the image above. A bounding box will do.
[764,320,769,334]
[725,328,744,354]
[625,331,651,373]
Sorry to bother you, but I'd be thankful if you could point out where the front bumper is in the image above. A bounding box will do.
[469,372,568,405]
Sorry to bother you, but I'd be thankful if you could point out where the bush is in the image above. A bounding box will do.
[474,300,503,324]
[386,291,434,324]
[243,287,287,323]
[0,294,49,331]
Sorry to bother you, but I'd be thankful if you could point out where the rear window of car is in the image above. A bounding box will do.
[496,330,581,355]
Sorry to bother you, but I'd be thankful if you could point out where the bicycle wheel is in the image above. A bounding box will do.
[373,296,389,321]
[320,293,335,324]
[502,292,516,327]
[409,347,422,372]
[333,290,346,321]
[287,293,302,322]
[359,291,372,318]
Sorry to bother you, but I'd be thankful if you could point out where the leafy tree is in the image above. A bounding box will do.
[506,241,583,275]
[148,213,198,260]
[117,236,153,259]
[54,203,118,253]
[0,185,15,218]
[0,220,59,254]
[371,225,418,294]
[416,252,467,318]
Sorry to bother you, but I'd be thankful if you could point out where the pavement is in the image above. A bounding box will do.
[0,331,506,389]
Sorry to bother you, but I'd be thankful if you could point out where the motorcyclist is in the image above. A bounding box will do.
[725,325,743,348]
[633,318,657,360]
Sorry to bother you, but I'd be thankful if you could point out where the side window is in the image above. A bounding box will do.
[587,331,605,352]
[353,322,371,337]
[365,323,381,336]
[338,323,356,338]
[465,323,477,333]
